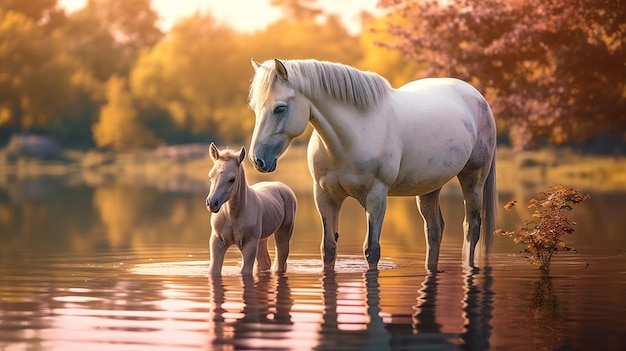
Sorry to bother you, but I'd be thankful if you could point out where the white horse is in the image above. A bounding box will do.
[248,59,497,272]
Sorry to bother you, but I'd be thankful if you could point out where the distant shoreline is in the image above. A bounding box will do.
[1,145,625,194]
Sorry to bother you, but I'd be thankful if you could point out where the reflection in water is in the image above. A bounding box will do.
[461,267,494,350]
[411,268,494,350]
[2,177,626,350]
[208,273,294,350]
[364,270,392,350]
[316,271,392,351]
[413,273,442,334]
[527,275,564,350]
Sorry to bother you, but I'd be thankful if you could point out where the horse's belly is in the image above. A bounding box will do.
[388,175,454,196]
[389,153,469,196]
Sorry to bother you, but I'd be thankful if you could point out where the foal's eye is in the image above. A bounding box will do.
[273,105,287,114]
[228,178,236,183]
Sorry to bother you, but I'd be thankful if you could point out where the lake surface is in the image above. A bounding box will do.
[1,174,625,350]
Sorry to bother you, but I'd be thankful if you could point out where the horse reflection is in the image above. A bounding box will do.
[208,273,293,349]
[412,268,494,350]
[316,271,391,350]
[460,267,494,350]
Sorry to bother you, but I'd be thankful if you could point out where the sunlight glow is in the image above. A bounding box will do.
[57,0,381,34]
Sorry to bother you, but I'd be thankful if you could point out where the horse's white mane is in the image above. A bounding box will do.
[249,59,392,111]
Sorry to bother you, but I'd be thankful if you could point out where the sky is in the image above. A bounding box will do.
[58,0,382,35]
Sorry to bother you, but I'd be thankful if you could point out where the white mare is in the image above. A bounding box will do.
[248,59,497,272]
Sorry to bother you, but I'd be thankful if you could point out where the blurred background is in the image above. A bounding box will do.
[0,0,624,153]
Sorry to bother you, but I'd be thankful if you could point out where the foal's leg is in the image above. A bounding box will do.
[458,170,485,269]
[362,182,388,271]
[416,189,445,273]
[209,233,228,275]
[240,235,261,275]
[273,192,296,273]
[314,183,345,271]
[256,237,272,272]
[273,207,295,273]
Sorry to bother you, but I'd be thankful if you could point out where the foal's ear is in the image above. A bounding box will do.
[251,58,261,71]
[274,59,288,81]
[238,146,246,164]
[209,142,220,161]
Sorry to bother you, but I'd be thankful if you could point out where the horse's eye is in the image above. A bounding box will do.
[228,178,236,183]
[273,105,287,114]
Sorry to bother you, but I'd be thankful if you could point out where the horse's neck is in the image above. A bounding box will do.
[225,166,250,216]
[308,98,361,153]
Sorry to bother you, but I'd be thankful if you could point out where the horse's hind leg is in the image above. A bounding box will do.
[273,193,296,273]
[416,189,444,273]
[256,237,272,272]
[273,222,294,273]
[458,169,486,269]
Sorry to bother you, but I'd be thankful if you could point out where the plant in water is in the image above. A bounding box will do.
[495,185,591,272]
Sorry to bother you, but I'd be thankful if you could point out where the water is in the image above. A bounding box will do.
[1,175,625,350]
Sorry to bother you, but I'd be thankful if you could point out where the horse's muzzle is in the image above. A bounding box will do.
[206,197,221,213]
[251,156,277,173]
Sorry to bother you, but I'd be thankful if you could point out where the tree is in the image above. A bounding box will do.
[0,0,66,32]
[61,0,162,81]
[92,76,161,150]
[0,10,81,132]
[378,0,626,148]
[270,0,322,21]
[130,13,248,142]
[357,12,424,87]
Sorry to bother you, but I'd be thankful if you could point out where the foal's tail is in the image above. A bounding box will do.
[477,153,497,262]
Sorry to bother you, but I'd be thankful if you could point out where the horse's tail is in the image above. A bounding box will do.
[477,152,497,261]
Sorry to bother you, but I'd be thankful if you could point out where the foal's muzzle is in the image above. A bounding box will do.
[206,197,221,213]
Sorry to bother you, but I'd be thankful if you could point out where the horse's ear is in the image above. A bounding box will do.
[209,142,220,161]
[251,58,261,71]
[274,59,288,81]
[238,146,246,164]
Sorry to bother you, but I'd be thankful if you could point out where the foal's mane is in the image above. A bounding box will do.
[249,59,392,111]
[218,148,240,162]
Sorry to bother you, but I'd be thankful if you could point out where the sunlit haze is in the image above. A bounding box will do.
[58,0,382,34]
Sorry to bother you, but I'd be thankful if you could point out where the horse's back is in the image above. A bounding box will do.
[252,182,297,235]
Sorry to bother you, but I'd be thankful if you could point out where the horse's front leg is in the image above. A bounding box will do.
[363,182,388,271]
[416,189,445,273]
[314,182,344,271]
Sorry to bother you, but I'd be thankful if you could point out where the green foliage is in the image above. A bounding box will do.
[495,185,591,272]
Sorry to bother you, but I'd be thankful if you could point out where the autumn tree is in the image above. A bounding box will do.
[61,0,162,81]
[271,0,322,21]
[0,0,66,32]
[0,10,82,133]
[357,12,424,87]
[378,0,626,148]
[130,13,249,143]
[92,76,161,150]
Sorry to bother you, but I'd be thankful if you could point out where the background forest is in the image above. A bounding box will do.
[0,0,624,152]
